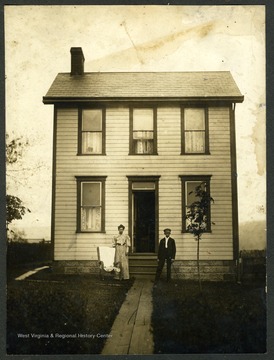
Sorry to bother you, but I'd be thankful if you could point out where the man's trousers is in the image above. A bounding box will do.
[155,257,172,282]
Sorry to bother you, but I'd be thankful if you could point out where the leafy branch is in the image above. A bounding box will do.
[185,182,214,292]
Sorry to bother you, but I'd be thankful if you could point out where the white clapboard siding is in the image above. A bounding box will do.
[54,106,234,261]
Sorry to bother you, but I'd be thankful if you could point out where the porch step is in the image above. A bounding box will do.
[129,254,158,278]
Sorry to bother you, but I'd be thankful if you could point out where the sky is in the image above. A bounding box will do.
[5,5,266,248]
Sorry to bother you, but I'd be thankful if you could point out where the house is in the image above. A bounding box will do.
[43,47,244,280]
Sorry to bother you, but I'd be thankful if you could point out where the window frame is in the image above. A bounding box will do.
[75,176,107,233]
[78,107,106,156]
[181,106,209,155]
[129,107,158,155]
[180,175,212,233]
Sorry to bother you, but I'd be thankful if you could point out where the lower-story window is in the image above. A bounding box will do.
[180,175,212,233]
[76,176,107,232]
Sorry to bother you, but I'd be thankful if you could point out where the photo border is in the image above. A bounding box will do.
[1,1,273,359]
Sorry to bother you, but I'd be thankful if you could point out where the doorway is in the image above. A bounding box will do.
[127,176,160,254]
[133,191,156,253]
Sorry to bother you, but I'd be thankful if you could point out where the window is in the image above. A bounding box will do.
[180,175,211,233]
[181,107,209,154]
[130,108,157,155]
[79,108,105,155]
[76,176,106,232]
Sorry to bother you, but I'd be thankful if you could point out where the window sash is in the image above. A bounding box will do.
[82,132,102,154]
[184,131,205,153]
[131,108,156,155]
[76,178,106,233]
[180,176,211,233]
[79,109,104,155]
[182,108,208,154]
[80,181,102,231]
[82,109,102,131]
[133,109,154,130]
[81,206,102,231]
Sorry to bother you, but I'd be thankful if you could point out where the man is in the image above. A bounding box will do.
[155,228,176,283]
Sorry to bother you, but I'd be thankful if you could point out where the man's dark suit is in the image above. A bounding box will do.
[155,237,176,282]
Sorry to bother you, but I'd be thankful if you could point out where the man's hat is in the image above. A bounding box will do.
[164,228,171,232]
[118,224,125,230]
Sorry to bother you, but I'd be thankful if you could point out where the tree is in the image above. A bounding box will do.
[6,195,30,233]
[6,134,29,165]
[6,134,31,236]
[185,182,214,292]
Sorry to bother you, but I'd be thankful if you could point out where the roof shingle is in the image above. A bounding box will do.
[43,71,244,103]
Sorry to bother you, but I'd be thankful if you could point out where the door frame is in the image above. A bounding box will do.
[127,176,160,254]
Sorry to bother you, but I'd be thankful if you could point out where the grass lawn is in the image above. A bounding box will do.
[7,267,133,355]
[152,279,266,354]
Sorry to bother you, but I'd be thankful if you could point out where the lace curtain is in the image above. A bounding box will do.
[133,130,154,154]
[185,131,205,153]
[82,132,102,154]
[81,207,101,231]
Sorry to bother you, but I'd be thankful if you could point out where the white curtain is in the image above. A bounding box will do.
[185,131,205,153]
[81,207,101,231]
[133,131,154,154]
[82,132,102,154]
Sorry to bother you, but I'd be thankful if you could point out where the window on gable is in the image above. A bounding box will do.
[182,108,209,154]
[130,108,157,155]
[180,175,212,233]
[76,176,106,232]
[79,109,105,155]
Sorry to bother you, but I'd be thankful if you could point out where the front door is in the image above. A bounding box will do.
[127,177,160,254]
[133,191,156,253]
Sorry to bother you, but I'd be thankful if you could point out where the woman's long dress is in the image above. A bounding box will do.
[113,234,131,280]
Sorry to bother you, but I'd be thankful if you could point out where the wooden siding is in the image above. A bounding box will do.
[54,106,233,261]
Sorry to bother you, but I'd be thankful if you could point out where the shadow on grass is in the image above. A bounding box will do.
[7,267,134,354]
[152,280,266,354]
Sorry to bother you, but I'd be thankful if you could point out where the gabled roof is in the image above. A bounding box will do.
[43,71,244,104]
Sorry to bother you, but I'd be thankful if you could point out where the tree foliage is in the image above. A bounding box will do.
[6,133,29,165]
[6,195,31,228]
[6,134,31,232]
[185,182,214,291]
[186,182,214,238]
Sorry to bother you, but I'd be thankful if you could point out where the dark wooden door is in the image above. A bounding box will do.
[133,191,156,253]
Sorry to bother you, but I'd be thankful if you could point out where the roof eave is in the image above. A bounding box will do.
[43,95,244,105]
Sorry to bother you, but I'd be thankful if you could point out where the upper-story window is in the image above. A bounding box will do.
[78,108,105,155]
[130,108,157,155]
[181,107,209,154]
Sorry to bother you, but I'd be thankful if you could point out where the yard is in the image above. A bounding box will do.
[7,264,267,355]
[7,267,133,355]
[152,279,266,354]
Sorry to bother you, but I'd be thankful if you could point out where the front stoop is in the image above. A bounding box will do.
[129,254,158,279]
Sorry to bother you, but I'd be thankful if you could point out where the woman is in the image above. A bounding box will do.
[113,224,131,280]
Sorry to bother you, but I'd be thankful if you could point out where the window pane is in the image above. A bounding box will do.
[82,132,102,154]
[186,181,202,205]
[132,182,155,190]
[185,131,205,153]
[185,109,205,130]
[82,110,102,131]
[82,182,101,206]
[133,109,153,131]
[81,207,101,231]
[134,140,154,154]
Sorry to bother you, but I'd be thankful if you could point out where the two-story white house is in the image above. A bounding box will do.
[43,47,244,280]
